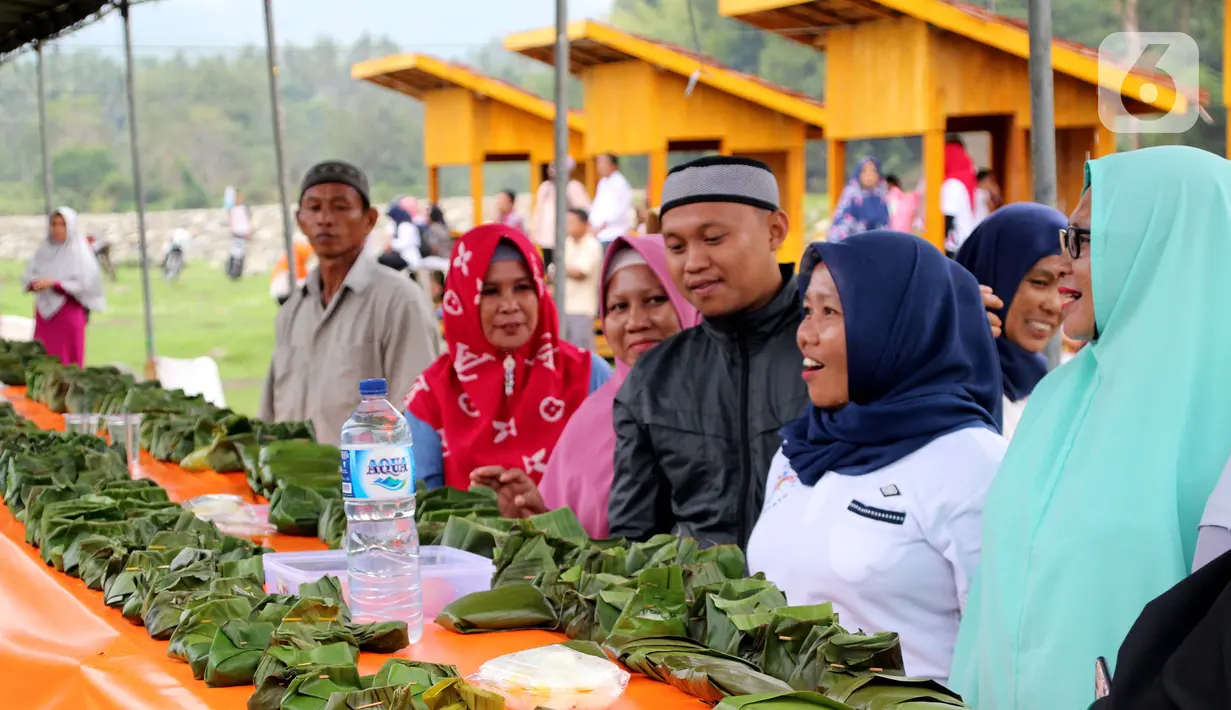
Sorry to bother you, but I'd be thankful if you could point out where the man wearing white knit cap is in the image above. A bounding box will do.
[608,156,809,549]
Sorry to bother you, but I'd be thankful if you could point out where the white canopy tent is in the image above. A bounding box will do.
[0,0,296,377]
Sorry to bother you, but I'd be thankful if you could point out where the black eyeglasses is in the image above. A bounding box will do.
[1060,226,1091,260]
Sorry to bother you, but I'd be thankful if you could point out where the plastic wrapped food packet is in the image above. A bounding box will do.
[181,494,275,538]
[467,644,630,710]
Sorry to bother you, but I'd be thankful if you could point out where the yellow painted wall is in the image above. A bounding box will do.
[1056,126,1095,214]
[653,70,808,152]
[476,100,557,159]
[580,60,809,155]
[929,31,1100,129]
[738,149,806,265]
[823,19,1117,141]
[423,88,585,169]
[825,18,935,140]
[423,87,477,166]
[578,58,812,265]
[582,62,662,156]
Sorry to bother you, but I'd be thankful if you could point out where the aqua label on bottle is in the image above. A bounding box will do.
[341,446,415,500]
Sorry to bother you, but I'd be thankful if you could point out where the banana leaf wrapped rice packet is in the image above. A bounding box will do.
[321,660,460,710]
[689,578,789,665]
[180,415,316,474]
[256,440,342,536]
[321,686,418,710]
[253,595,358,687]
[168,595,255,678]
[490,526,580,589]
[0,339,48,385]
[317,497,346,549]
[415,486,501,523]
[270,484,338,537]
[275,664,365,710]
[435,583,559,634]
[421,678,507,710]
[615,635,792,702]
[714,690,859,710]
[814,631,966,708]
[254,440,340,498]
[606,565,690,648]
[205,619,277,687]
[538,565,633,643]
[436,516,511,559]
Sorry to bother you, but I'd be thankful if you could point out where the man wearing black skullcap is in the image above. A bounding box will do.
[608,156,808,548]
[259,160,440,445]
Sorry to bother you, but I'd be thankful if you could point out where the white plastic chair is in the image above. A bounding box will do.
[155,355,227,408]
[0,315,35,342]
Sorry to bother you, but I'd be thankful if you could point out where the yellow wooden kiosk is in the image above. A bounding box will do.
[719,0,1200,248]
[351,53,586,228]
[503,20,826,264]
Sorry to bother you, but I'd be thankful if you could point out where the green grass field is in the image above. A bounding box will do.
[0,194,831,416]
[0,260,278,416]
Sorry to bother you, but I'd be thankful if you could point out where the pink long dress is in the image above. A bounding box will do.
[31,283,88,367]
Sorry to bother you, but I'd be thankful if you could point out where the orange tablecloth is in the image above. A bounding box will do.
[0,387,703,710]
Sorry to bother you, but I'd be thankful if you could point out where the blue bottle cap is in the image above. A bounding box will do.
[359,378,387,396]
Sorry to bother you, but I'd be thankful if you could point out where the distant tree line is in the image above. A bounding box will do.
[0,0,1220,216]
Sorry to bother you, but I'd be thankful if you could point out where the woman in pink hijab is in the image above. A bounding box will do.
[471,234,701,537]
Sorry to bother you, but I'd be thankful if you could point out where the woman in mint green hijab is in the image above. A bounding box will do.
[950,145,1231,709]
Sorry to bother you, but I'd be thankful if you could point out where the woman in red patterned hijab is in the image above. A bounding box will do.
[404,224,600,490]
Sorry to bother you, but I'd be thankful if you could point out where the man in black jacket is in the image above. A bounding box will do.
[608,156,809,548]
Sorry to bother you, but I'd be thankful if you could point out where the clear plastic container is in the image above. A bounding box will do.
[340,378,421,639]
[468,645,630,710]
[181,494,275,538]
[261,545,493,622]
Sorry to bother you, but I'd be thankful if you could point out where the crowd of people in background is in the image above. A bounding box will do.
[828,136,1003,258]
[25,138,1231,709]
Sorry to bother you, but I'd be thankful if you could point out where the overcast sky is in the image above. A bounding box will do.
[55,0,612,57]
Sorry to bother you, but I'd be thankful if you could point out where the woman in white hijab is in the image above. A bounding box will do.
[23,207,106,366]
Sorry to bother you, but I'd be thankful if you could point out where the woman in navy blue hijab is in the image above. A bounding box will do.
[956,202,1068,438]
[747,231,1006,685]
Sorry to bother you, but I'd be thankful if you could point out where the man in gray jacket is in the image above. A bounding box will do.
[608,156,809,548]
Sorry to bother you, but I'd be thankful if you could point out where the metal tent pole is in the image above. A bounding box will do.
[36,41,52,215]
[552,0,569,313]
[121,0,156,379]
[1027,0,1063,370]
[263,0,295,294]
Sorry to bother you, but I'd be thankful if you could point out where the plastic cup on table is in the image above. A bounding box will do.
[63,413,84,434]
[105,413,144,471]
[64,413,94,435]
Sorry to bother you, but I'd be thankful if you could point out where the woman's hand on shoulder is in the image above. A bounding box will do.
[980,285,1003,338]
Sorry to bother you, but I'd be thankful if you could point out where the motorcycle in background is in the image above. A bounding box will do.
[225,234,248,281]
[162,228,190,282]
[86,234,117,282]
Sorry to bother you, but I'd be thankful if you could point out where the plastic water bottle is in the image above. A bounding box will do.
[340,378,422,642]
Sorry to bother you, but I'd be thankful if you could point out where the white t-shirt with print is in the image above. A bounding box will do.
[746,427,1006,685]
